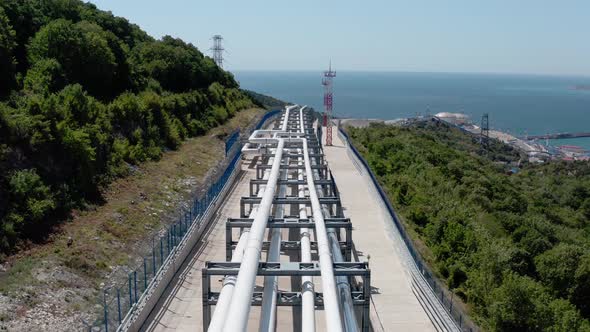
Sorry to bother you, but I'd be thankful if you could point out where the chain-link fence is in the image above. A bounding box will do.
[338,126,479,332]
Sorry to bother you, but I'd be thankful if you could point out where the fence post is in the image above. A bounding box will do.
[117,288,122,325]
[128,274,133,307]
[173,224,177,247]
[160,238,164,266]
[103,288,109,332]
[152,245,156,278]
[143,258,148,291]
[173,224,177,246]
[167,228,171,255]
[178,220,182,243]
[134,271,138,304]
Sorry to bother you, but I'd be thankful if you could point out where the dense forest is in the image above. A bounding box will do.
[348,121,590,331]
[0,0,255,255]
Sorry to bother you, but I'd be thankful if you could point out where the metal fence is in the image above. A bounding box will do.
[224,129,240,156]
[338,127,479,332]
[254,109,281,130]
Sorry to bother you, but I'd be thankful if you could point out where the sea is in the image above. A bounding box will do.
[234,71,590,151]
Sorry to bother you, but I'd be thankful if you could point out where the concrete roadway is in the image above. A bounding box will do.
[323,127,436,332]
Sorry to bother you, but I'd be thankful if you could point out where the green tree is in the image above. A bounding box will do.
[129,36,237,93]
[4,169,55,242]
[488,273,551,331]
[580,198,590,220]
[0,6,16,94]
[28,19,117,98]
[535,243,584,296]
[570,254,590,317]
[23,58,65,93]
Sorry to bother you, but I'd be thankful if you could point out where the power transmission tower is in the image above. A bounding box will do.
[322,61,336,146]
[480,113,490,148]
[211,35,224,68]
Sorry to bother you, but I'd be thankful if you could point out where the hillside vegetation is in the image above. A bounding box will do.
[348,121,590,331]
[244,89,289,109]
[0,0,254,255]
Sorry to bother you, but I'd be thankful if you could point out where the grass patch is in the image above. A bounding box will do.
[0,257,38,294]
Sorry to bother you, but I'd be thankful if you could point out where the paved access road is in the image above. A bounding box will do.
[323,127,436,332]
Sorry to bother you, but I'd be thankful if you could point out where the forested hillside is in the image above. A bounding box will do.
[0,0,254,255]
[244,89,289,108]
[348,121,590,331]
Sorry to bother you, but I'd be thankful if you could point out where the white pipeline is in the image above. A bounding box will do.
[241,105,297,155]
[302,139,344,332]
[222,138,286,331]
[313,159,360,332]
[258,157,289,332]
[219,105,343,332]
[297,109,316,331]
[298,149,316,332]
[207,150,276,331]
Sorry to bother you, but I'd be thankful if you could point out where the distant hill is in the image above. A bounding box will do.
[0,0,255,255]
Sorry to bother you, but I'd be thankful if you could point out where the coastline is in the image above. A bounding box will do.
[337,116,590,162]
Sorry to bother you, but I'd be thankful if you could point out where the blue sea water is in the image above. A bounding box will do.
[234,71,590,151]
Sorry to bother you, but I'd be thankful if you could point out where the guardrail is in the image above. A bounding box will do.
[337,126,479,332]
[86,110,280,332]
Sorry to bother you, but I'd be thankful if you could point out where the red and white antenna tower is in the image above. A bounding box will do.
[322,61,336,146]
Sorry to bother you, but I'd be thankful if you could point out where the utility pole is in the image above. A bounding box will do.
[480,113,490,148]
[211,35,224,68]
[322,61,336,146]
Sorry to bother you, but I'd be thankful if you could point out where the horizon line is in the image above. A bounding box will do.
[230,69,590,79]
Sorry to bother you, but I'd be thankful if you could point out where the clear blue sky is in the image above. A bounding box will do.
[88,0,590,76]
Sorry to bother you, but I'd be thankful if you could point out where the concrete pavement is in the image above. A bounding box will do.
[323,127,436,332]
